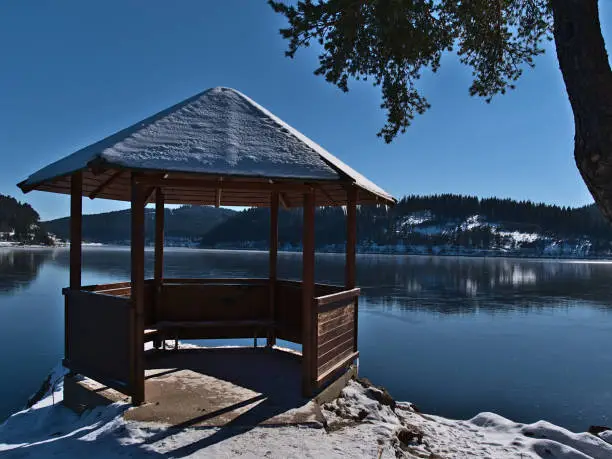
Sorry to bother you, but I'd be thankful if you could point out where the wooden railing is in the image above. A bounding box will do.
[63,286,135,396]
[156,279,271,340]
[274,281,347,346]
[314,287,360,388]
[64,279,359,400]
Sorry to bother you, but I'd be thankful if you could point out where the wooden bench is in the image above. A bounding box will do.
[147,319,276,350]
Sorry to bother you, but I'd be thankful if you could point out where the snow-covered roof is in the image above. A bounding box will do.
[18,87,395,207]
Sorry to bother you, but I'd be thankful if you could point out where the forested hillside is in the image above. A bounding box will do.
[38,194,612,257]
[200,194,612,258]
[0,195,52,245]
[44,205,235,245]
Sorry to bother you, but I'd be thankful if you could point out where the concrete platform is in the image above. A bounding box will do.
[123,347,325,428]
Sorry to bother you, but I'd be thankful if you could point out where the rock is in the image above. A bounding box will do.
[396,426,424,446]
[396,401,420,413]
[366,387,396,411]
[588,425,611,436]
[356,377,397,411]
[27,373,52,408]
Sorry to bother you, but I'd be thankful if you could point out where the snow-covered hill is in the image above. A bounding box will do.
[384,212,603,258]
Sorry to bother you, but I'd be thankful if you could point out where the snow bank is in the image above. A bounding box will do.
[1,367,611,458]
[324,380,612,458]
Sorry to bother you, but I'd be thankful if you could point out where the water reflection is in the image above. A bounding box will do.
[0,249,53,294]
[45,248,612,316]
[355,256,612,315]
[2,248,612,430]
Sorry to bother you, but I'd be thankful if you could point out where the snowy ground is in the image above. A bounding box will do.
[1,365,611,458]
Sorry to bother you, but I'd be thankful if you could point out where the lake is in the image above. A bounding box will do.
[0,247,611,432]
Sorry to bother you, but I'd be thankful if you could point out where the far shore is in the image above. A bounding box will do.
[2,242,611,262]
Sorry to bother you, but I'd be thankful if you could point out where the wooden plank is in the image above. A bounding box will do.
[80,282,132,292]
[317,328,354,355]
[158,284,270,322]
[319,347,355,375]
[130,177,146,405]
[318,306,354,334]
[318,297,356,314]
[134,176,312,192]
[276,279,303,288]
[64,290,133,394]
[162,278,268,285]
[315,184,341,206]
[155,319,275,329]
[142,282,156,327]
[268,191,279,347]
[158,326,272,341]
[275,281,302,344]
[95,287,132,296]
[318,302,355,327]
[277,280,343,292]
[314,283,344,297]
[63,359,132,394]
[316,351,359,386]
[302,191,316,396]
[315,288,360,307]
[89,170,123,199]
[318,320,355,346]
[317,337,354,368]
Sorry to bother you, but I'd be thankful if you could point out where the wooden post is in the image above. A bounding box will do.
[67,172,82,362]
[346,187,358,353]
[154,188,164,285]
[267,191,279,347]
[131,176,146,405]
[70,172,82,290]
[302,190,316,396]
[153,188,164,348]
[346,187,357,289]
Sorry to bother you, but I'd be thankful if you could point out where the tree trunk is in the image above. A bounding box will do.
[551,0,612,221]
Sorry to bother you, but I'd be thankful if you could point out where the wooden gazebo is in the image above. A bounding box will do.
[18,87,395,404]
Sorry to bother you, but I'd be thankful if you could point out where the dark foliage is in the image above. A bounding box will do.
[269,0,552,142]
[44,205,235,244]
[200,194,612,251]
[0,194,51,245]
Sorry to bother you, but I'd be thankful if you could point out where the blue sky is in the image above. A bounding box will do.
[1,1,609,220]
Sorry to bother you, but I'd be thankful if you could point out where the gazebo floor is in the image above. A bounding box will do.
[122,346,325,428]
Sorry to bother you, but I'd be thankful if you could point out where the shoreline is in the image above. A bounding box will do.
[2,242,612,262]
[1,359,611,458]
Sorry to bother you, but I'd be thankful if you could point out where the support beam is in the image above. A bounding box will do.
[345,187,357,289]
[302,190,316,396]
[316,184,341,207]
[89,170,122,199]
[130,176,146,405]
[279,193,290,209]
[144,186,156,205]
[67,172,82,363]
[346,186,358,354]
[70,172,82,289]
[267,192,279,347]
[153,188,165,339]
[134,176,311,193]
